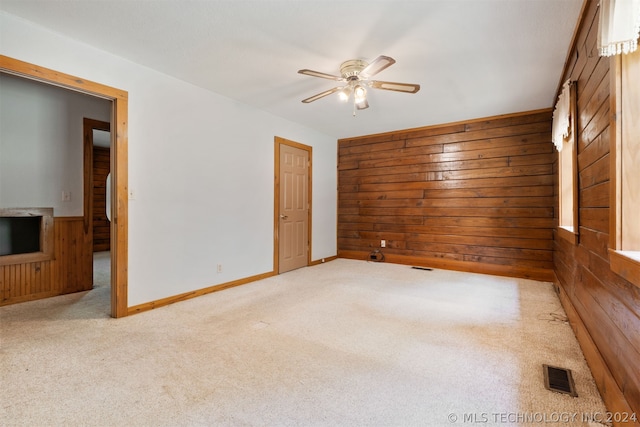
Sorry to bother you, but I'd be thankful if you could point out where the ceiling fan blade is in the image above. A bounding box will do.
[298,69,344,81]
[370,80,421,94]
[301,87,343,103]
[359,55,396,79]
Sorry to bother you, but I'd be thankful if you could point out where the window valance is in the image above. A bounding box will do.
[552,80,573,152]
[598,0,640,56]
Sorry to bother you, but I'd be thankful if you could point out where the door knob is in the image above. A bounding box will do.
[280,214,288,219]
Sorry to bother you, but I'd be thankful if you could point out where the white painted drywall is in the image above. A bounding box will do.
[0,74,111,216]
[0,12,338,306]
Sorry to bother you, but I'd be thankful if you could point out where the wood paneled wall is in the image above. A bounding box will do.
[338,110,555,281]
[554,0,640,419]
[92,146,111,252]
[0,260,55,303]
[0,217,92,305]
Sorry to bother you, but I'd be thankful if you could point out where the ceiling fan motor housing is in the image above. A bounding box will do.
[340,59,368,80]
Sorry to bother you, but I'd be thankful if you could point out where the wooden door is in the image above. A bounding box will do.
[92,141,111,252]
[278,143,309,273]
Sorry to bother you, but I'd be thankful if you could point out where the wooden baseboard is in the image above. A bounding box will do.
[338,250,554,282]
[554,274,639,427]
[128,256,339,316]
[0,290,62,306]
[309,255,338,266]
[127,271,276,316]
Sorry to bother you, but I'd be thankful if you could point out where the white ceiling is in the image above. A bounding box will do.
[0,0,583,139]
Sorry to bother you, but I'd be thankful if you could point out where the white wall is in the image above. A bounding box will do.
[0,74,111,216]
[0,12,337,307]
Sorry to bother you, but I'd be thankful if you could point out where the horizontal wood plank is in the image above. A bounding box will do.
[554,0,639,418]
[338,110,554,281]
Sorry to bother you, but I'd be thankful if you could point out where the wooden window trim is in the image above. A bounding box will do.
[609,249,640,287]
[557,82,579,245]
[558,226,578,245]
[609,54,640,289]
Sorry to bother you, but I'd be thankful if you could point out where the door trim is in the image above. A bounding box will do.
[83,118,111,242]
[0,55,129,318]
[274,137,312,274]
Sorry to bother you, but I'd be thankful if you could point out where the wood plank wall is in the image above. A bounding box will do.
[0,217,92,305]
[338,110,556,281]
[93,146,111,252]
[554,0,640,419]
[0,260,55,303]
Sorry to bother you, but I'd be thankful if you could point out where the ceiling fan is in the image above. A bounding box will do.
[298,55,420,113]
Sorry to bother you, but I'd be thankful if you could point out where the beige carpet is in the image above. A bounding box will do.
[0,258,608,426]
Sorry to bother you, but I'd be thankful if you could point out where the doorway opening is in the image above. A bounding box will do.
[84,119,112,310]
[0,55,129,318]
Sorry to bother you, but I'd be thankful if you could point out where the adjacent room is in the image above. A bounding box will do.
[0,0,638,425]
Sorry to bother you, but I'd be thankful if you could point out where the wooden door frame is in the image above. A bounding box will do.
[273,136,312,274]
[83,118,111,253]
[0,55,129,318]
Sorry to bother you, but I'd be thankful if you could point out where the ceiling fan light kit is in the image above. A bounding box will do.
[354,85,366,103]
[338,86,351,102]
[298,55,420,116]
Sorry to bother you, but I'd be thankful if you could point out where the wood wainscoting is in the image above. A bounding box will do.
[1,217,92,305]
[552,0,640,421]
[337,109,555,281]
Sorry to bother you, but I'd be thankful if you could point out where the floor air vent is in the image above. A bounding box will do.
[543,364,577,397]
[411,266,432,271]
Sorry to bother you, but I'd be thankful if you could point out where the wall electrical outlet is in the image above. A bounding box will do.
[381,240,386,248]
[217,264,222,273]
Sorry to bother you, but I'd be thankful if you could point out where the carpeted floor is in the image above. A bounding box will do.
[0,258,608,426]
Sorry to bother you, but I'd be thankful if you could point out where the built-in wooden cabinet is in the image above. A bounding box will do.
[0,209,92,305]
[0,207,54,264]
